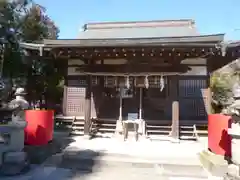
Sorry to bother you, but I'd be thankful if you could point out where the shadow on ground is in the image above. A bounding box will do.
[60,149,104,179]
[24,132,75,164]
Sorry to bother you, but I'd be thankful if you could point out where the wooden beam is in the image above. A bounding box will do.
[76,64,190,73]
[51,46,219,59]
[206,59,212,114]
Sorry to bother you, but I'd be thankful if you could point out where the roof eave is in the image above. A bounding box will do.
[41,34,224,48]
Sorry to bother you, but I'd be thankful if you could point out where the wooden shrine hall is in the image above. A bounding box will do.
[21,19,237,139]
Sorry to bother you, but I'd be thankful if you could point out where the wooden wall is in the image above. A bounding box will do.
[64,59,208,121]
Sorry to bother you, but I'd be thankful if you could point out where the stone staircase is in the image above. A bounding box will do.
[55,115,85,135]
[146,120,208,139]
[55,115,208,139]
[91,119,116,135]
[180,122,208,140]
[71,119,85,135]
[146,121,172,136]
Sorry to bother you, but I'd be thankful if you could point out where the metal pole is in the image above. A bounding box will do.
[139,87,142,119]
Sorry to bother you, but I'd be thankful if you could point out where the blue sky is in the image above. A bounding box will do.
[35,0,240,40]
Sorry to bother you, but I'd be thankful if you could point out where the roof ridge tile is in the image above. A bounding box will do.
[84,19,195,30]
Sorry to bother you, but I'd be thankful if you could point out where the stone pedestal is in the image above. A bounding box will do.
[226,123,240,179]
[228,123,240,165]
[115,120,123,134]
[115,119,146,141]
[198,150,228,178]
[0,121,30,176]
[0,121,27,165]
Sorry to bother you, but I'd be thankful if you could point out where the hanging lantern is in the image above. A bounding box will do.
[160,75,165,91]
[144,76,149,89]
[125,76,130,89]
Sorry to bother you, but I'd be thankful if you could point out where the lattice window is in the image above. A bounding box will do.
[179,99,207,119]
[68,76,99,86]
[66,87,85,116]
[79,79,86,85]
[179,79,207,97]
[67,87,85,96]
[92,76,99,86]
[134,76,168,88]
[68,79,80,86]
[104,76,117,87]
[149,76,168,88]
[66,104,84,113]
[118,77,134,87]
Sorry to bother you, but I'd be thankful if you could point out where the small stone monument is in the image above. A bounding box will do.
[0,87,30,176]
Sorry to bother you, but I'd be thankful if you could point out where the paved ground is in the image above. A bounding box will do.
[1,160,209,180]
[65,135,205,165]
[0,134,213,180]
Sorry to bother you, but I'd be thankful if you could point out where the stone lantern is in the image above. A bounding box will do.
[227,82,240,177]
[0,86,30,175]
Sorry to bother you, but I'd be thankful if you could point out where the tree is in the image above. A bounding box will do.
[211,72,238,113]
[0,0,28,78]
[19,3,62,108]
[211,59,240,113]
[0,0,63,109]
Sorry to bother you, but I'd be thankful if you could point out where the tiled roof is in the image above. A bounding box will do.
[78,19,199,39]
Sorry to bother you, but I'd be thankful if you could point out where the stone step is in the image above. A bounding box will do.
[93,128,115,132]
[93,123,116,128]
[147,125,171,129]
[72,125,84,130]
[180,126,194,129]
[147,129,170,133]
[70,130,84,135]
[72,121,85,125]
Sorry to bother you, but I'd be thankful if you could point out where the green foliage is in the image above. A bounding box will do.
[0,0,63,108]
[0,0,28,77]
[210,72,235,112]
[211,73,233,104]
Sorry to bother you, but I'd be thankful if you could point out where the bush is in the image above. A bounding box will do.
[211,72,234,113]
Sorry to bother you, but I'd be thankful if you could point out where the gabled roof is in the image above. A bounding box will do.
[78,19,199,39]
[19,34,224,50]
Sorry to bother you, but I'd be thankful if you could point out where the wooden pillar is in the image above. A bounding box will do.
[169,75,179,139]
[139,87,143,120]
[62,85,67,115]
[171,101,179,139]
[84,75,92,137]
[62,60,68,116]
[206,59,212,114]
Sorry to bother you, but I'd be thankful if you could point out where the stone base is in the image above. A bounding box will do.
[115,120,123,134]
[198,150,228,177]
[169,137,180,143]
[83,134,91,140]
[231,138,240,165]
[115,120,146,135]
[228,164,240,177]
[4,151,27,164]
[0,151,30,176]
